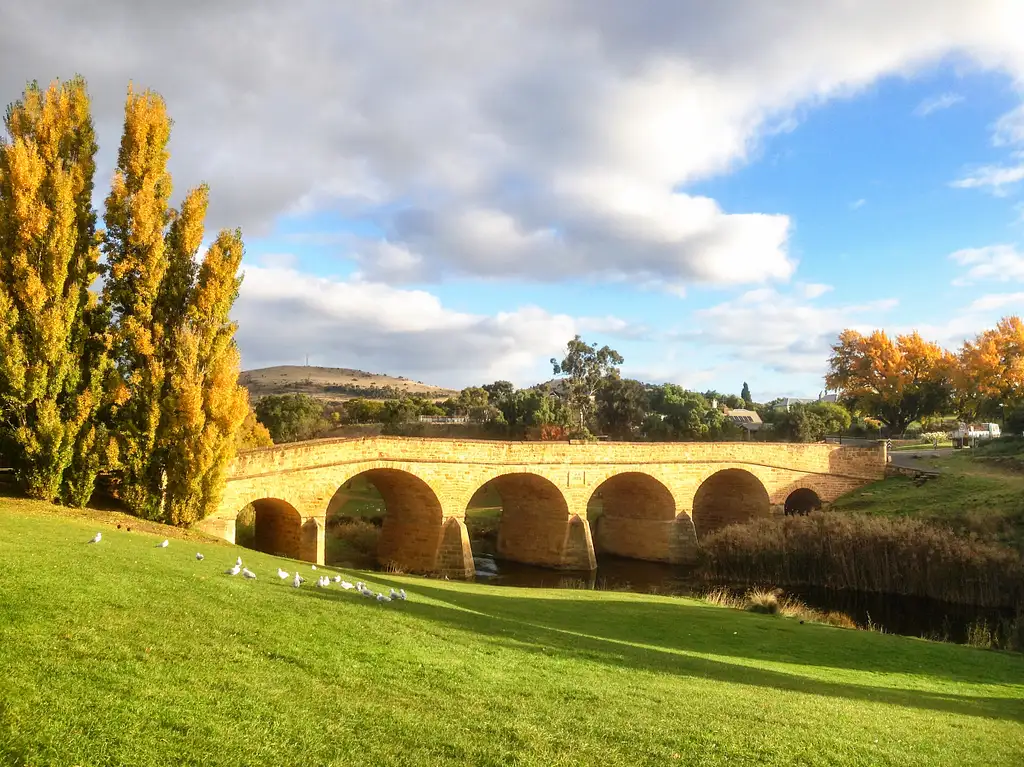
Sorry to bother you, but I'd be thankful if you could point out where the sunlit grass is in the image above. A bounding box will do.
[2,498,1023,766]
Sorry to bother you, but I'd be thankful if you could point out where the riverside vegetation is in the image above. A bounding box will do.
[2,499,1024,767]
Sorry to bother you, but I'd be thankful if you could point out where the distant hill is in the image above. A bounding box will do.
[239,366,459,403]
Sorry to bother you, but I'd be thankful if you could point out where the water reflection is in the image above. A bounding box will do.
[471,553,1013,645]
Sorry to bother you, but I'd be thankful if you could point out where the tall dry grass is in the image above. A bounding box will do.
[700,512,1023,607]
[701,586,856,628]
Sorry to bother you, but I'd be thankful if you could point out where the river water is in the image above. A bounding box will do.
[469,552,1015,645]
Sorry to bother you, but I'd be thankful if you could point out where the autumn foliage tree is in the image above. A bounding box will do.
[99,85,249,522]
[0,77,113,504]
[825,329,953,435]
[955,316,1024,422]
[1,76,248,523]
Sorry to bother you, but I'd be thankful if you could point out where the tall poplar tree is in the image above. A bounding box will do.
[0,77,110,503]
[100,85,173,517]
[161,229,249,525]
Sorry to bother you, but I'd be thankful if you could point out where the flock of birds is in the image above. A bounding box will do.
[86,530,409,604]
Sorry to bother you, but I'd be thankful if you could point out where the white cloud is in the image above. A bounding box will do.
[799,283,834,299]
[968,292,1024,311]
[994,104,1024,146]
[913,92,964,116]
[232,266,640,387]
[950,161,1024,194]
[684,288,899,376]
[849,198,867,210]
[949,243,1024,284]
[3,1,1024,289]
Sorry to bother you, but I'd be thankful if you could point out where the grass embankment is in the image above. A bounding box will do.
[832,440,1024,551]
[2,501,1024,766]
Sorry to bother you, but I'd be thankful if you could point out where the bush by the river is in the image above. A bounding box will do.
[325,517,381,567]
[700,511,1024,607]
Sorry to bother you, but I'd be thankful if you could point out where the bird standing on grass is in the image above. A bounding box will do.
[226,564,241,576]
[158,539,169,548]
[340,581,354,590]
[242,567,257,580]
[277,568,289,580]
[196,553,204,561]
[331,575,341,583]
[292,571,302,588]
[88,532,101,544]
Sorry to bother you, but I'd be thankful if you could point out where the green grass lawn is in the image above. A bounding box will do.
[832,451,1024,550]
[2,500,1024,766]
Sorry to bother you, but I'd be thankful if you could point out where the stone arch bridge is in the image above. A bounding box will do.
[197,436,885,579]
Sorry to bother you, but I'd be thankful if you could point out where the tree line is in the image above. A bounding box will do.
[0,76,255,524]
[827,318,1024,435]
[254,317,1024,447]
[253,335,861,444]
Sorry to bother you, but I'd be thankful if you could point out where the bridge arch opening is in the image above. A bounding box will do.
[587,473,677,562]
[785,488,822,516]
[326,469,443,573]
[235,498,302,559]
[466,472,582,569]
[692,469,770,540]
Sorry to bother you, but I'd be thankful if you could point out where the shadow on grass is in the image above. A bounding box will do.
[293,577,1024,723]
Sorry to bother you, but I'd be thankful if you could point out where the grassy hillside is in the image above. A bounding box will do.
[240,365,459,403]
[2,500,1024,766]
[832,445,1024,550]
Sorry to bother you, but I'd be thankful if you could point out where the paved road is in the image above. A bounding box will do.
[888,447,955,472]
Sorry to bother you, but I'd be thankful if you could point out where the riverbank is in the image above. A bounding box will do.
[831,441,1024,551]
[2,499,1023,765]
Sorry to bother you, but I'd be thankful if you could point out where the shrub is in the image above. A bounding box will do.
[745,588,781,614]
[325,518,380,567]
[699,512,1024,607]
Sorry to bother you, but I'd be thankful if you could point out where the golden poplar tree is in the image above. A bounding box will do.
[161,229,249,525]
[100,85,173,517]
[0,77,111,503]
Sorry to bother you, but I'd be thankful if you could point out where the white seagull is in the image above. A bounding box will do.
[331,575,341,583]
[396,588,407,601]
[340,581,354,590]
[311,565,317,571]
[195,552,204,561]
[242,567,256,580]
[376,592,391,603]
[235,556,242,566]
[292,571,302,588]
[158,539,169,548]
[225,564,241,576]
[277,568,290,580]
[88,532,101,544]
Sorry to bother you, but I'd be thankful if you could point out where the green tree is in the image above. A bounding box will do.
[550,335,623,434]
[254,394,328,443]
[0,77,111,504]
[595,377,649,439]
[740,382,752,407]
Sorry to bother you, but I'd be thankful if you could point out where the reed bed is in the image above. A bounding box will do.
[700,512,1024,607]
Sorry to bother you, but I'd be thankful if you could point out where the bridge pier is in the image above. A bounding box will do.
[301,515,325,565]
[436,517,474,579]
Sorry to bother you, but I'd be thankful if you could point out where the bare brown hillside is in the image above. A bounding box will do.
[240,366,459,403]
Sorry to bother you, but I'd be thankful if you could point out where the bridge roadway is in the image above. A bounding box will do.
[196,436,886,579]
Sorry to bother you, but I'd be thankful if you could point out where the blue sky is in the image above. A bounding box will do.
[4,2,1024,399]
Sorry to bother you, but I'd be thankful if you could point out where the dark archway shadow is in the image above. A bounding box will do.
[588,472,676,561]
[326,468,443,573]
[292,579,1024,722]
[465,473,573,569]
[692,469,770,540]
[238,498,302,559]
[785,487,823,515]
